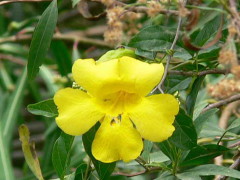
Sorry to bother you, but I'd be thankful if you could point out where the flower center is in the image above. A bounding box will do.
[94,90,141,116]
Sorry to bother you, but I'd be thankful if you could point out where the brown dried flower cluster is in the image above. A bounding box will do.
[103,0,170,46]
[104,6,124,46]
[231,65,240,79]
[218,48,238,65]
[178,3,190,17]
[147,1,164,17]
[217,26,239,84]
[208,78,240,99]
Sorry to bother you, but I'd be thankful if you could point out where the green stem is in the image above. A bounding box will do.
[84,159,92,180]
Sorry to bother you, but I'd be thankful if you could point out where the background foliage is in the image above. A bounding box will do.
[0,0,240,179]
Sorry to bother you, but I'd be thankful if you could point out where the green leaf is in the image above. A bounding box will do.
[74,163,88,180]
[180,144,229,167]
[186,76,205,117]
[27,0,58,80]
[0,122,15,180]
[135,48,157,60]
[194,108,219,135]
[129,25,176,51]
[128,25,191,59]
[19,125,44,180]
[169,109,197,150]
[51,41,72,77]
[165,75,192,94]
[141,140,153,162]
[177,164,240,179]
[226,118,240,131]
[2,67,27,145]
[27,99,58,117]
[82,123,116,180]
[193,15,222,46]
[158,140,177,162]
[52,132,74,180]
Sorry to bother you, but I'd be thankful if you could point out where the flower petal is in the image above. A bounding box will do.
[118,56,164,96]
[54,88,105,135]
[72,58,120,98]
[72,57,164,98]
[92,115,143,163]
[128,94,179,142]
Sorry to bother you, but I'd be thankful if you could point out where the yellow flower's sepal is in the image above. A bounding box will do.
[98,48,136,62]
[92,115,143,163]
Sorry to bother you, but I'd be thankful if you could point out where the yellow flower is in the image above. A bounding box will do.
[54,56,179,163]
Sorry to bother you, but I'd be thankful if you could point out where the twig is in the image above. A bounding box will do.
[129,6,179,16]
[157,15,183,93]
[0,0,52,6]
[228,141,240,148]
[0,32,111,47]
[168,69,229,76]
[113,166,162,177]
[201,94,240,113]
[113,170,146,177]
[214,102,239,169]
[0,54,26,65]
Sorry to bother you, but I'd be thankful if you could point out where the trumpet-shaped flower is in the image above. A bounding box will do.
[54,56,179,163]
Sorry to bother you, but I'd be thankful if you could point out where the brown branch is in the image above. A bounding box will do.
[168,69,229,76]
[0,54,26,65]
[0,32,111,47]
[201,94,240,113]
[156,0,186,93]
[129,6,179,16]
[0,0,52,6]
[113,170,146,177]
[228,141,240,148]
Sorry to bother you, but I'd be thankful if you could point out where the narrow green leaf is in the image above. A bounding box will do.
[52,132,74,180]
[19,125,44,180]
[194,108,219,135]
[27,0,58,80]
[27,99,58,117]
[0,122,15,180]
[39,65,58,95]
[186,76,205,117]
[169,109,197,150]
[72,0,81,7]
[0,62,14,91]
[177,164,240,179]
[51,41,72,77]
[82,123,116,180]
[2,67,27,144]
[180,144,229,167]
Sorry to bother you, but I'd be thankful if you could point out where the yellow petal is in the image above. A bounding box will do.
[118,56,164,96]
[92,115,143,163]
[72,57,164,98]
[72,58,120,98]
[128,94,179,142]
[54,88,105,136]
